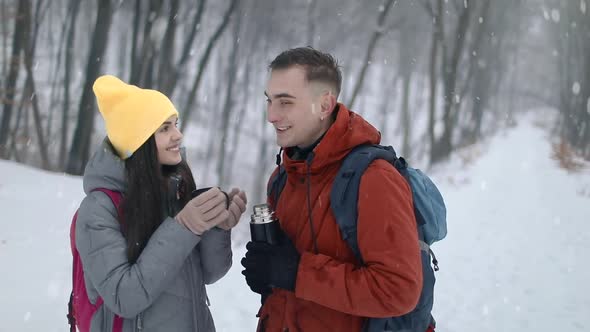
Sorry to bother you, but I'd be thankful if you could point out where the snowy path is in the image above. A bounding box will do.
[431,121,590,331]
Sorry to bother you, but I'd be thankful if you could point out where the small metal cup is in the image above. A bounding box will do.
[191,187,229,209]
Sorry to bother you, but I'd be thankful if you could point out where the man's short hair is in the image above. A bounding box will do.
[269,47,342,97]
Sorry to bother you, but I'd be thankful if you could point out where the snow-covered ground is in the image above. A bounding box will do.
[1,112,589,331]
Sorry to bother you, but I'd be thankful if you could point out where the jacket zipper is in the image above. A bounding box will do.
[136,313,143,331]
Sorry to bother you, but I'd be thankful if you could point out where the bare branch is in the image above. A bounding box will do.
[348,0,397,108]
[181,0,238,132]
[418,0,434,17]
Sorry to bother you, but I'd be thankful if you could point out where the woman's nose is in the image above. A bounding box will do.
[174,127,183,141]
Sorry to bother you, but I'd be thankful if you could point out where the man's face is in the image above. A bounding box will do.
[265,66,324,148]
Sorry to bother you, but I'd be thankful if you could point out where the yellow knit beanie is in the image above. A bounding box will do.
[93,75,179,159]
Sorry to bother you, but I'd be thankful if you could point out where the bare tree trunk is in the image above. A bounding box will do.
[348,0,396,109]
[398,20,414,157]
[181,0,238,132]
[506,2,523,126]
[306,0,317,47]
[217,8,241,188]
[427,0,441,165]
[378,72,397,142]
[252,17,273,204]
[582,15,590,159]
[59,0,80,169]
[226,72,248,182]
[165,0,206,96]
[431,0,472,163]
[459,0,492,145]
[156,0,179,93]
[23,55,50,169]
[30,1,56,140]
[203,52,227,182]
[203,110,217,183]
[1,0,10,89]
[130,0,163,87]
[10,69,32,162]
[559,0,590,159]
[48,1,73,141]
[0,0,29,159]
[129,0,141,81]
[21,0,50,169]
[66,0,112,175]
[400,72,412,157]
[227,16,257,181]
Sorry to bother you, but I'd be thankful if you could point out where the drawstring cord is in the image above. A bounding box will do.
[275,147,319,254]
[273,148,283,208]
[305,152,319,254]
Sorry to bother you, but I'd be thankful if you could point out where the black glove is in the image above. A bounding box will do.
[241,235,301,292]
[244,275,272,305]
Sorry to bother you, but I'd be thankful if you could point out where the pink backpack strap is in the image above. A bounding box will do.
[92,188,123,218]
[88,188,125,332]
[112,316,124,332]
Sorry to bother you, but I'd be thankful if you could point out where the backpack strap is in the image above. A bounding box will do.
[92,188,123,216]
[68,188,123,332]
[68,291,75,332]
[390,157,427,227]
[267,165,287,210]
[330,145,397,264]
[90,189,125,331]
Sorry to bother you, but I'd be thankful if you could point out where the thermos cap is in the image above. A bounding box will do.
[251,203,276,224]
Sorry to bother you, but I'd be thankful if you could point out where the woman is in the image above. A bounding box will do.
[74,75,247,331]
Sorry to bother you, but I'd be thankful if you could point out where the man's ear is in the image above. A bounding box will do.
[319,92,337,121]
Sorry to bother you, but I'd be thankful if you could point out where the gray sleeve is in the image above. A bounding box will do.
[75,191,201,318]
[198,227,232,284]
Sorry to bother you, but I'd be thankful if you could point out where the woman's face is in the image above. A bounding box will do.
[155,115,183,165]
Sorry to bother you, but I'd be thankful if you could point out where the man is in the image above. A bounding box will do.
[241,47,423,332]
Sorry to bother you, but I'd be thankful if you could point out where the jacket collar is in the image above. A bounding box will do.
[282,103,381,176]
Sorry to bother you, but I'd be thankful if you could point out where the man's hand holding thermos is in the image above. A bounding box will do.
[241,204,301,299]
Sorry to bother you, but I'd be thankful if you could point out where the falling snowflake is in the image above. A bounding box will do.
[542,7,550,20]
[551,9,560,22]
[480,180,487,191]
[572,82,581,95]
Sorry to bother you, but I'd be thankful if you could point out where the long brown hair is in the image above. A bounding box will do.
[121,135,196,263]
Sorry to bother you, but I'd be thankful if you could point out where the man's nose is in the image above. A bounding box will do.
[267,105,279,123]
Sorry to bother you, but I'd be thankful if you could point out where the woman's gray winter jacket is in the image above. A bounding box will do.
[75,141,231,331]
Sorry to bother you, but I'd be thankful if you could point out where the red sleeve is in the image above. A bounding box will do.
[295,160,422,317]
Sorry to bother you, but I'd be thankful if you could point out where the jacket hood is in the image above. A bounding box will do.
[282,103,381,174]
[83,138,127,194]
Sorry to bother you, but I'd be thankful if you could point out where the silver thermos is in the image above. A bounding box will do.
[250,203,281,245]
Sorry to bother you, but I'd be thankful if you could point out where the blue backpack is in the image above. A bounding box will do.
[268,144,447,332]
